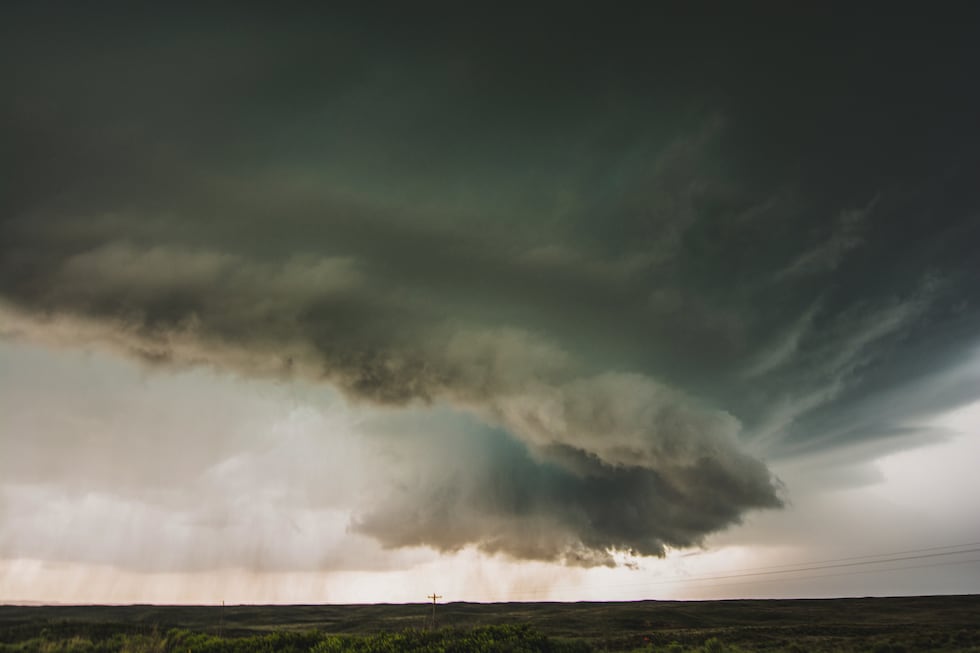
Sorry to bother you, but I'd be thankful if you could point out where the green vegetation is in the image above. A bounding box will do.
[1,596,979,652]
[4,624,980,653]
[0,625,588,653]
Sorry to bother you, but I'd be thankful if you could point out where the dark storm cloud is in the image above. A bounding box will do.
[2,4,979,564]
[355,420,780,567]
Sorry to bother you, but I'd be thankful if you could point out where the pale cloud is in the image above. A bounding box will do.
[776,200,874,279]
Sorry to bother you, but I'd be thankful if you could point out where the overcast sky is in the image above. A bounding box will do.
[2,4,979,603]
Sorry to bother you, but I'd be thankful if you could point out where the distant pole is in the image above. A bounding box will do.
[427,593,442,630]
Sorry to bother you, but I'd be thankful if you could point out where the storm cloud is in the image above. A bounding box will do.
[2,4,979,567]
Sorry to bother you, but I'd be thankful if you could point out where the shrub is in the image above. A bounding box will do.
[702,638,726,653]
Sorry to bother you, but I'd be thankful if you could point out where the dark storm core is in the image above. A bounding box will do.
[1,4,978,565]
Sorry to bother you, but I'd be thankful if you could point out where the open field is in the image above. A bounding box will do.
[2,595,980,652]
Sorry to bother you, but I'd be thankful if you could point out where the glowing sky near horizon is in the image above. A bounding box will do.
[1,4,979,604]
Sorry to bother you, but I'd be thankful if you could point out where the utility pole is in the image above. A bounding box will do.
[427,593,442,630]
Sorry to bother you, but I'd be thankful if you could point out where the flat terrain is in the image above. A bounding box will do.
[2,595,979,651]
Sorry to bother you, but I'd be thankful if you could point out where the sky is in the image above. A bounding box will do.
[1,4,979,604]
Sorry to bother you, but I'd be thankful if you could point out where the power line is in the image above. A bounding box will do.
[647,546,980,585]
[516,557,980,598]
[686,541,980,575]
[656,557,980,593]
[502,555,980,600]
[427,593,442,630]
[493,541,980,600]
[506,543,980,597]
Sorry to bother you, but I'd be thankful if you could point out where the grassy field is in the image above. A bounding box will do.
[1,595,979,652]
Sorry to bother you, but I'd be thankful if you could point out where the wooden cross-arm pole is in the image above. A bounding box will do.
[427,593,443,630]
